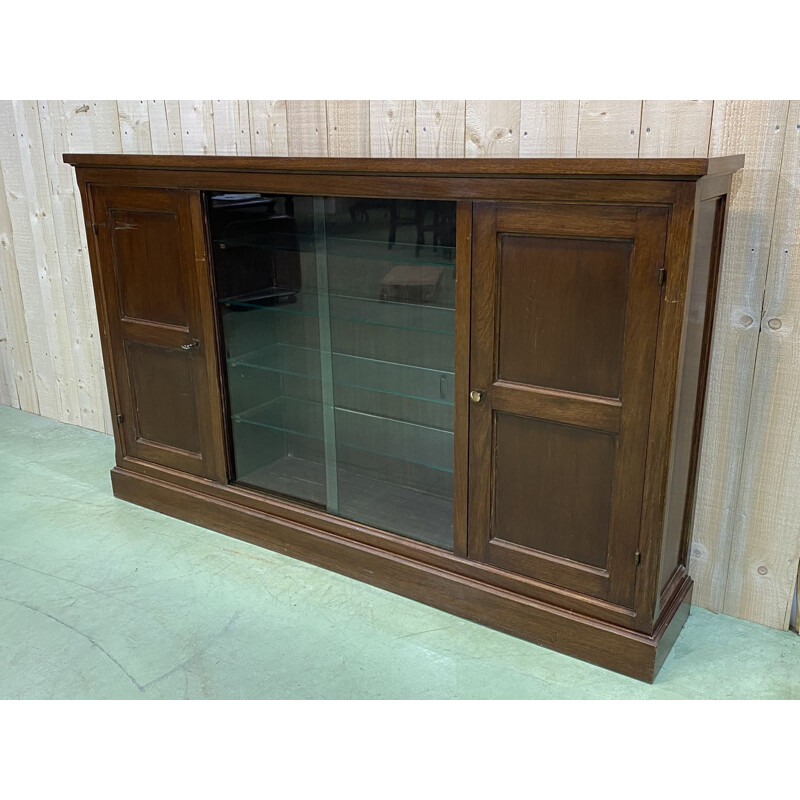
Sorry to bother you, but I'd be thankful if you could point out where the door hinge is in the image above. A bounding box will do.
[657,268,666,287]
[92,222,99,235]
[116,413,124,425]
[634,551,641,566]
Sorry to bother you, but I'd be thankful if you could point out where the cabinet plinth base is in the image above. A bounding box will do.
[110,466,692,682]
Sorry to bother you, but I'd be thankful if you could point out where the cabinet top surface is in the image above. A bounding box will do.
[63,154,745,179]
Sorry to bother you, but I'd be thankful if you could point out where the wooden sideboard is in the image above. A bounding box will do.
[65,154,744,681]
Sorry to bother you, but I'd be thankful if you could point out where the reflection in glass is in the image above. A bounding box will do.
[209,194,456,549]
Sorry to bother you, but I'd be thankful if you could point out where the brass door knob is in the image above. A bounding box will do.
[470,389,486,404]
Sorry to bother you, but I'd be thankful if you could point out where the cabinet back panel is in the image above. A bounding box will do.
[498,236,631,398]
[110,209,188,327]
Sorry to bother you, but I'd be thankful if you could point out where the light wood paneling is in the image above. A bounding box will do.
[248,101,288,156]
[0,98,798,631]
[326,101,370,157]
[0,100,62,420]
[212,100,251,156]
[61,100,121,434]
[148,100,183,155]
[62,100,121,154]
[0,163,29,411]
[520,101,579,157]
[639,101,713,157]
[0,254,16,406]
[286,101,328,157]
[721,101,800,628]
[179,100,215,156]
[416,101,466,157]
[465,101,520,157]
[369,101,415,157]
[37,100,108,431]
[689,100,790,613]
[577,101,642,157]
[117,100,152,154]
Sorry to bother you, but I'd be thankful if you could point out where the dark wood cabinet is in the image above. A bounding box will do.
[91,186,226,480]
[67,154,744,681]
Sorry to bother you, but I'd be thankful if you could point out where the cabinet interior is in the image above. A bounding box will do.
[208,193,457,550]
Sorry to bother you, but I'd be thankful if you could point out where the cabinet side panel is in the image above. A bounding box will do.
[658,195,726,595]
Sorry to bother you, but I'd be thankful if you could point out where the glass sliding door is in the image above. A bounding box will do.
[209,193,456,550]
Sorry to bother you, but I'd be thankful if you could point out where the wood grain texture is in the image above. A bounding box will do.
[17,98,82,425]
[178,100,215,155]
[0,100,62,420]
[61,100,121,154]
[369,101,415,157]
[37,100,107,431]
[577,101,642,157]
[519,101,579,157]
[148,100,183,155]
[416,101,465,157]
[91,185,226,480]
[248,101,288,156]
[286,101,328,157]
[212,101,251,156]
[60,101,121,434]
[0,260,16,406]
[467,202,668,609]
[63,153,743,178]
[117,100,152,154]
[465,101,520,157]
[689,100,790,614]
[326,101,370,157]
[0,162,28,410]
[496,236,631,397]
[722,101,800,628]
[639,101,713,157]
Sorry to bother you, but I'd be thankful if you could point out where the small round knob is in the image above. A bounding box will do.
[470,389,486,404]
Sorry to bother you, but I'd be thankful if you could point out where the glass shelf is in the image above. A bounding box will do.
[229,343,454,406]
[236,456,453,550]
[215,232,456,269]
[218,289,455,336]
[233,396,454,474]
[210,192,456,548]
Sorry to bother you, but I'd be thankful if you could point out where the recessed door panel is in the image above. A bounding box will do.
[92,186,225,479]
[126,342,201,454]
[494,413,615,568]
[468,202,667,607]
[111,208,188,326]
[498,236,630,397]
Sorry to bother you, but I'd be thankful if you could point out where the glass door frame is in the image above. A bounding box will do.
[204,189,472,559]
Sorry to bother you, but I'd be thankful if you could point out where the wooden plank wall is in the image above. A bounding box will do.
[0,99,798,632]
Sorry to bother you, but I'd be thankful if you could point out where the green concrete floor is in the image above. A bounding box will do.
[1,404,798,699]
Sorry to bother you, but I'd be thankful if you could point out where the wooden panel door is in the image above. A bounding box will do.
[468,202,668,607]
[92,186,225,480]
